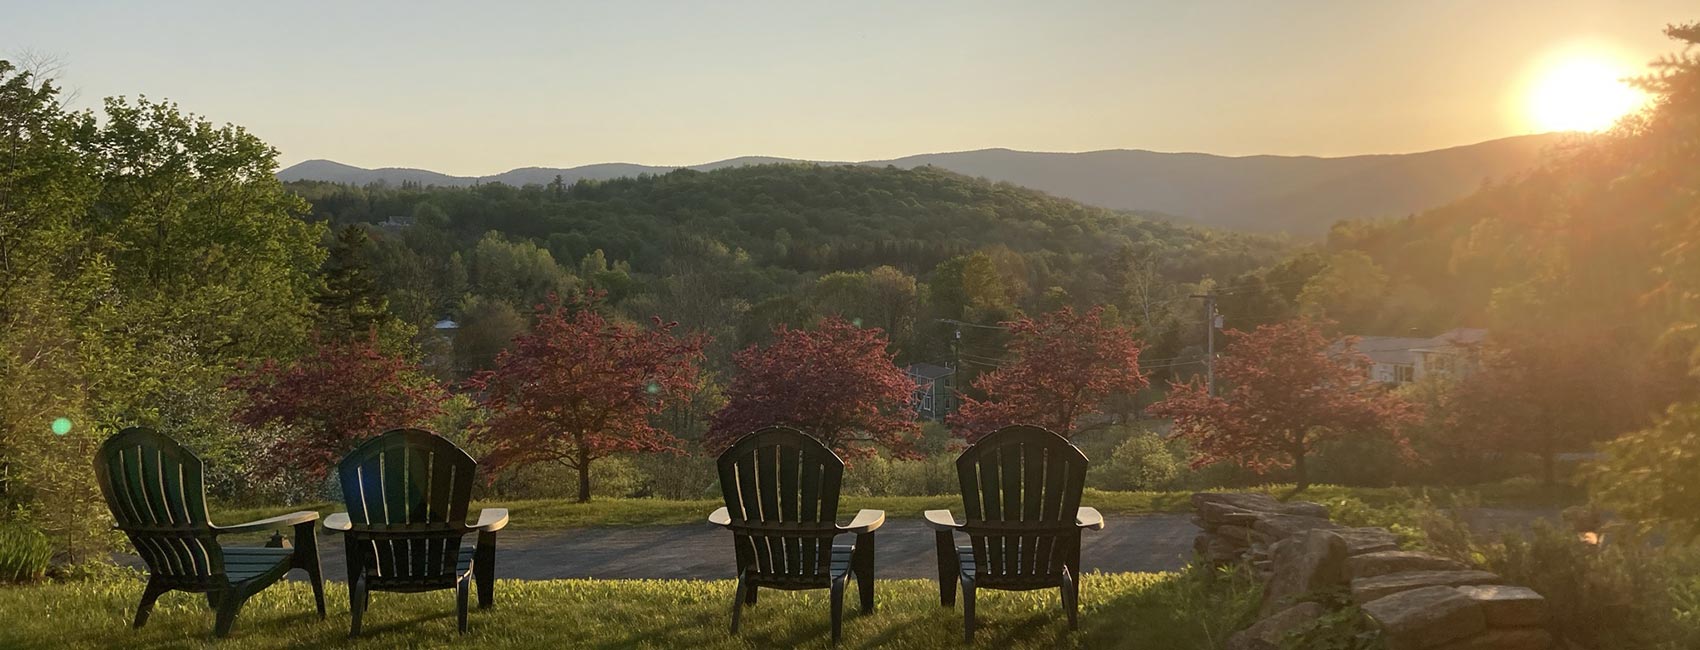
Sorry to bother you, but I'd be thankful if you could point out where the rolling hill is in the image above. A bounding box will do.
[278,133,1570,234]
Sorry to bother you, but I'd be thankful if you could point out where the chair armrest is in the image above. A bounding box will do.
[839,509,885,535]
[708,506,732,528]
[472,508,510,533]
[925,509,964,532]
[213,510,319,535]
[323,512,352,532]
[1075,506,1105,530]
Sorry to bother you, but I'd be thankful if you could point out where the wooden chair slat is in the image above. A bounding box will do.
[713,427,870,641]
[332,429,497,637]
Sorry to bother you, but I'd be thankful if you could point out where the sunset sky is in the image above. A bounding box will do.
[3,0,1694,175]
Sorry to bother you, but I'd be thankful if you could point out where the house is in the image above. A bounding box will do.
[905,362,957,420]
[1351,328,1487,385]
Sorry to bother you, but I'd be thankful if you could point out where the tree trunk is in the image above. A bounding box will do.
[576,447,592,503]
[1291,435,1310,494]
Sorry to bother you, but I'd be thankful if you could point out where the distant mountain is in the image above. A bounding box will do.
[278,134,1569,234]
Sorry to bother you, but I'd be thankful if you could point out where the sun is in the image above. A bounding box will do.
[1524,51,1645,133]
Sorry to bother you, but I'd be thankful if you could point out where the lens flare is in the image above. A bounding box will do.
[51,418,72,436]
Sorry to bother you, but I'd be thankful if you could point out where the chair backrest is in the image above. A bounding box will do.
[716,426,844,584]
[337,428,476,583]
[955,425,1089,583]
[93,427,225,586]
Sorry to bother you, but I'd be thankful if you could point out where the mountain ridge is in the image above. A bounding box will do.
[278,133,1573,234]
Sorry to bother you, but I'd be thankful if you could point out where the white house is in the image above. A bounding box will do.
[1351,328,1487,385]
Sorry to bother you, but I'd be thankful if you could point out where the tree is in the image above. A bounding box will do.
[316,226,401,342]
[707,317,919,458]
[229,337,449,490]
[1147,319,1412,491]
[1447,332,1666,487]
[471,293,706,502]
[948,306,1147,440]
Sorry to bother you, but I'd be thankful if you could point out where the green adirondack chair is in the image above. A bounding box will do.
[708,426,884,643]
[925,425,1105,642]
[93,427,325,638]
[325,428,508,636]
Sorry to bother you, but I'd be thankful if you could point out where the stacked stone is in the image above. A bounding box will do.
[1192,494,1552,650]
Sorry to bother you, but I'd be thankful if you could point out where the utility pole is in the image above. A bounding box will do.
[1192,293,1220,395]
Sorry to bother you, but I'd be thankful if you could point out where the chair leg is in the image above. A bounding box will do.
[854,533,875,614]
[830,576,846,643]
[935,533,957,607]
[730,572,747,635]
[1062,569,1078,630]
[476,531,497,609]
[962,579,976,643]
[294,522,326,619]
[348,576,367,638]
[205,589,222,611]
[213,592,247,639]
[456,578,471,635]
[133,577,170,629]
[745,583,758,605]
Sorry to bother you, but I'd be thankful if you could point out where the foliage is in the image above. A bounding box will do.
[1278,590,1385,650]
[471,292,706,502]
[950,306,1148,440]
[1449,332,1671,486]
[0,521,53,583]
[228,337,448,493]
[1435,522,1700,650]
[1089,432,1185,491]
[1147,319,1414,490]
[0,60,325,562]
[1591,401,1700,541]
[707,317,918,458]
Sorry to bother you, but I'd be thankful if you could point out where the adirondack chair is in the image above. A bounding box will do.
[324,428,508,636]
[708,426,884,643]
[925,425,1105,642]
[93,427,325,638]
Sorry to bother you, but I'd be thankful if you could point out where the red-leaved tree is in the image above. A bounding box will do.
[470,294,706,502]
[707,317,918,458]
[230,337,449,486]
[948,306,1147,441]
[1146,319,1412,491]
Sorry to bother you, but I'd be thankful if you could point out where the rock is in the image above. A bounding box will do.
[1198,502,1265,526]
[1262,529,1348,614]
[1225,602,1327,650]
[1455,585,1547,628]
[1361,585,1486,650]
[1217,524,1271,545]
[1203,536,1245,564]
[1352,570,1503,603]
[1434,628,1553,650]
[1253,513,1343,540]
[1281,501,1330,519]
[1348,550,1468,579]
[1336,527,1401,555]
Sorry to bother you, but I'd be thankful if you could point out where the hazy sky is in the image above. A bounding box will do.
[3,1,1694,175]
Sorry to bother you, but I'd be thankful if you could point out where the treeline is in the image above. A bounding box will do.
[285,165,1289,379]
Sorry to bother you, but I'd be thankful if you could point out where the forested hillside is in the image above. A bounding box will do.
[286,165,1289,378]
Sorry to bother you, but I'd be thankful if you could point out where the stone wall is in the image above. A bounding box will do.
[1193,493,1551,650]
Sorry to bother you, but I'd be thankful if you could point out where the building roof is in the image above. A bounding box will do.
[1348,328,1487,366]
[905,363,955,381]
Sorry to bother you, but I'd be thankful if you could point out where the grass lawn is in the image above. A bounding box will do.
[210,480,1576,532]
[0,571,1259,649]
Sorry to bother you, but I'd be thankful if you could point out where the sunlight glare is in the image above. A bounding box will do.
[1525,51,1645,132]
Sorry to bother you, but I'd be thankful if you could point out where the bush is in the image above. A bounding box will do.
[1089,432,1184,491]
[0,522,52,583]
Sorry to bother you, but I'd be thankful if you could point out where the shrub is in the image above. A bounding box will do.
[0,522,52,583]
[1089,432,1184,491]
